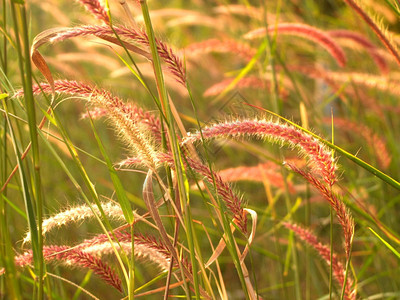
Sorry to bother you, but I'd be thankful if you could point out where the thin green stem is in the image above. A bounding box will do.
[20,6,45,298]
[0,3,20,297]
[39,106,131,290]
[140,1,197,297]
[340,242,353,300]
[186,84,251,299]
[262,2,301,298]
[10,1,44,297]
[130,224,135,300]
[1,96,22,299]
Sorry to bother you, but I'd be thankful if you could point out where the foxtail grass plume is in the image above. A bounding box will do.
[15,245,123,292]
[17,80,160,168]
[76,0,110,24]
[286,163,354,258]
[183,118,337,186]
[15,229,192,292]
[33,25,185,85]
[305,70,400,96]
[244,23,347,67]
[284,222,356,300]
[328,29,388,73]
[341,0,400,67]
[23,202,140,244]
[52,25,185,85]
[185,38,256,61]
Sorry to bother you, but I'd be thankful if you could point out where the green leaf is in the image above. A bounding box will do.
[369,227,400,259]
[1,194,27,220]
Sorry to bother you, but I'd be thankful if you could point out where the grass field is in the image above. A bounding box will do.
[1,0,400,299]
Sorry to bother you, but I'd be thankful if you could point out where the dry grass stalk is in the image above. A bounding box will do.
[284,222,356,300]
[164,153,247,232]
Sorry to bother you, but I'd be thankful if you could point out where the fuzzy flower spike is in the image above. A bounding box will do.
[183,118,337,186]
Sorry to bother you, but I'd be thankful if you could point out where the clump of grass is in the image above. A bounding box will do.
[2,0,400,299]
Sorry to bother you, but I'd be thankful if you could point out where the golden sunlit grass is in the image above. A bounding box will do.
[1,0,400,299]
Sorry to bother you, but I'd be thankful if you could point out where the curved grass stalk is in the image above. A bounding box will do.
[120,152,248,233]
[32,25,185,85]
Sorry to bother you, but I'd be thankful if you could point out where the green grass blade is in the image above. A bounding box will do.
[369,227,400,259]
[87,114,134,224]
[38,107,131,291]
[2,194,27,220]
[87,113,135,299]
[140,1,200,298]
[2,97,38,295]
[11,2,45,297]
[1,100,22,298]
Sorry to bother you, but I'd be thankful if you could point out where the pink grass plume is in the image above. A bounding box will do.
[284,222,356,300]
[244,23,347,67]
[183,118,337,186]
